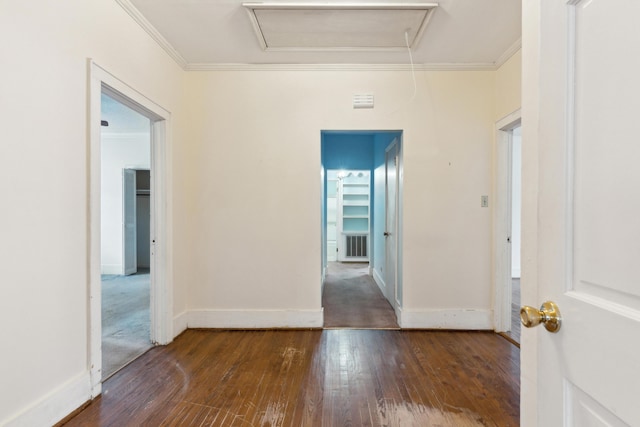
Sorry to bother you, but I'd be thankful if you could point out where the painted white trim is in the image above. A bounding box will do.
[372,267,386,295]
[114,0,188,69]
[88,60,174,397]
[173,311,189,338]
[187,309,324,329]
[399,309,493,329]
[186,62,498,72]
[395,304,403,326]
[495,38,522,69]
[493,109,521,333]
[3,373,90,427]
[114,0,517,73]
[496,109,522,130]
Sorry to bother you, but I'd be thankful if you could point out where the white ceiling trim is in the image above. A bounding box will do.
[185,63,497,72]
[115,0,188,69]
[116,0,520,73]
[495,38,522,68]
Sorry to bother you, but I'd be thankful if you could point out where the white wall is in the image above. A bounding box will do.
[496,49,522,121]
[0,1,187,425]
[184,69,495,328]
[100,130,150,274]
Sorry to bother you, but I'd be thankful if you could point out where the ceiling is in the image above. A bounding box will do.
[101,93,151,134]
[123,0,521,69]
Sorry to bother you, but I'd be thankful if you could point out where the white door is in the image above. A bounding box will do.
[522,1,640,425]
[122,168,137,276]
[384,141,398,307]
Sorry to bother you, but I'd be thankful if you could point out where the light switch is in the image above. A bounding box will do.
[481,195,489,207]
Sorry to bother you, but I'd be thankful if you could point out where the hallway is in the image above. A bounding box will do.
[322,262,399,329]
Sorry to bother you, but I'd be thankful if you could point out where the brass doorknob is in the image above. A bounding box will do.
[520,301,561,333]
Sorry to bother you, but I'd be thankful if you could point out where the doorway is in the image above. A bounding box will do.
[494,111,522,345]
[89,62,172,396]
[321,130,402,329]
[100,86,153,379]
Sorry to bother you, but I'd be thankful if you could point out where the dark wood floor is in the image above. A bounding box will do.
[63,329,519,426]
[323,262,399,329]
[502,278,521,345]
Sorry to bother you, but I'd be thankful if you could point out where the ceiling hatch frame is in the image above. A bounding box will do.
[242,2,439,52]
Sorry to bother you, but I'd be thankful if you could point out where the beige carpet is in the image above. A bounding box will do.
[323,262,399,329]
[102,270,152,379]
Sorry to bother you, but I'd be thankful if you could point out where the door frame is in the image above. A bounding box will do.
[384,139,399,312]
[88,60,173,397]
[493,109,521,332]
[320,130,403,323]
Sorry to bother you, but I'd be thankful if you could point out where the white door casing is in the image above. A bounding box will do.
[385,140,398,308]
[494,111,521,333]
[89,61,173,397]
[522,1,640,425]
[122,168,137,276]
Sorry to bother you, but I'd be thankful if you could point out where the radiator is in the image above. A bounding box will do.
[345,235,367,258]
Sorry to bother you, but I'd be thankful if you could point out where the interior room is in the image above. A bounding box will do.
[5,1,636,426]
[1,1,521,424]
[100,93,153,378]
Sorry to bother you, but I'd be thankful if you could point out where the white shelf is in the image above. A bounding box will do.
[338,172,370,261]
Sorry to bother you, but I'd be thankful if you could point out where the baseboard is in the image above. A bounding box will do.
[399,308,493,330]
[3,372,91,427]
[173,311,189,338]
[395,302,403,325]
[100,264,121,275]
[371,268,386,295]
[187,309,324,329]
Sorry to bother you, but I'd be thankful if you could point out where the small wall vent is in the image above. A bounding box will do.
[353,94,374,109]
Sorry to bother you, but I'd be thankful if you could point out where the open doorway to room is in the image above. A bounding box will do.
[494,112,522,346]
[100,93,153,379]
[89,62,172,396]
[321,130,402,329]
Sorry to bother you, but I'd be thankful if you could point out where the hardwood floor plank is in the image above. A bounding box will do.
[63,329,519,427]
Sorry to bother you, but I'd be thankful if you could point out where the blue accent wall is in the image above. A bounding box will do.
[321,131,401,279]
[322,133,375,170]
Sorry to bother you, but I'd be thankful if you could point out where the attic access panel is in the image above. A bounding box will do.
[242,2,438,51]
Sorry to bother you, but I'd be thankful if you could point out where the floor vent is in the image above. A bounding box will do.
[346,235,367,258]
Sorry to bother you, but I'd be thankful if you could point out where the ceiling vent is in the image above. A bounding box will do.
[242,2,438,51]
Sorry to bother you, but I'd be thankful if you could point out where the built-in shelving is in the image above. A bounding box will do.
[338,172,370,261]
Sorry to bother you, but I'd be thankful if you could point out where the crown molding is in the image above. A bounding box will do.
[495,38,522,69]
[116,0,519,74]
[185,62,497,72]
[115,0,188,70]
